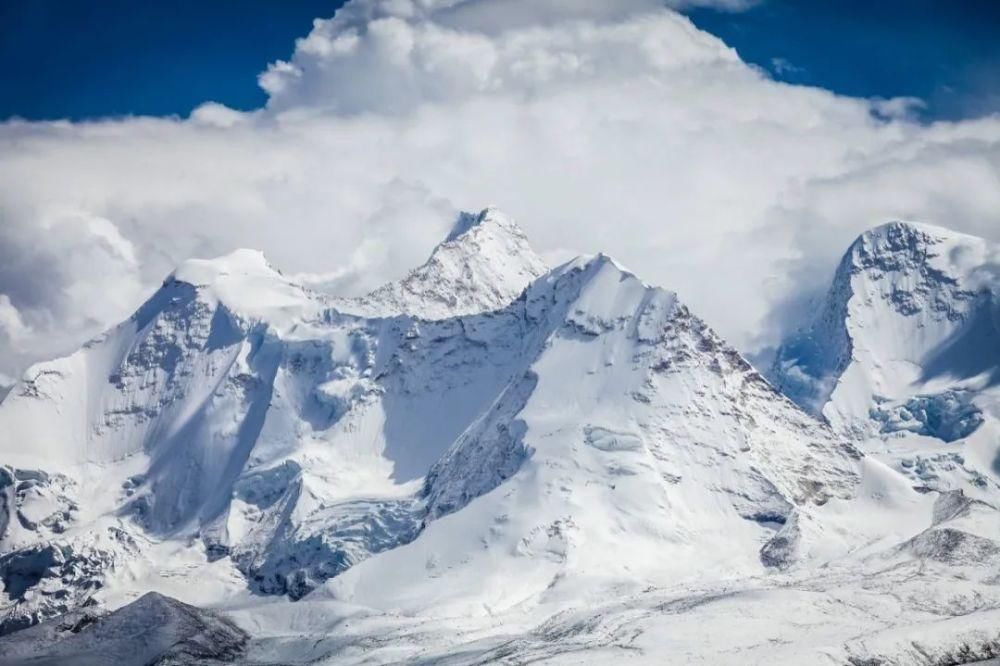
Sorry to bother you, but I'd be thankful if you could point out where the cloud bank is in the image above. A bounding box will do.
[1,0,999,381]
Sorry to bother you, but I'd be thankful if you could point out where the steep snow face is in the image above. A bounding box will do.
[771,222,1000,437]
[0,249,327,630]
[0,248,317,470]
[0,251,316,534]
[335,208,547,320]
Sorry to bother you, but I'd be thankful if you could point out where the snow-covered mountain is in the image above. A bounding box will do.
[3,211,1000,664]
[0,209,547,626]
[324,252,863,616]
[770,221,1000,497]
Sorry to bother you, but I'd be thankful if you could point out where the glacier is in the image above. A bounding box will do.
[2,211,1000,664]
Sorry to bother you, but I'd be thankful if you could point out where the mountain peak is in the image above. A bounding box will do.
[445,207,512,242]
[337,207,548,320]
[860,219,952,241]
[170,248,279,288]
[441,206,532,249]
[164,248,315,324]
[771,219,998,437]
[845,220,988,274]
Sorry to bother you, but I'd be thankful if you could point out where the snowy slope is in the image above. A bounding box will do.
[2,211,1000,664]
[231,457,1000,665]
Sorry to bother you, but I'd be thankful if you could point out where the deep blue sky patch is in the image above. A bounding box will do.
[0,0,346,120]
[688,0,1000,121]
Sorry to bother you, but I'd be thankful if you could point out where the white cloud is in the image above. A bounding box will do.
[870,96,926,121]
[261,5,739,114]
[0,294,30,344]
[769,57,802,77]
[0,0,999,381]
[190,102,248,128]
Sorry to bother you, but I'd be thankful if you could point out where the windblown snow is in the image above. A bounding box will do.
[3,211,1000,665]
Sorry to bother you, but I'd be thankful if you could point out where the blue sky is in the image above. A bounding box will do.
[2,0,998,121]
[688,0,1000,121]
[0,0,342,120]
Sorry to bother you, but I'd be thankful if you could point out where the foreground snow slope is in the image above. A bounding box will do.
[2,210,1000,664]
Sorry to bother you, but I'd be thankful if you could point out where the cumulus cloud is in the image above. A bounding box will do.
[260,1,739,114]
[0,0,999,381]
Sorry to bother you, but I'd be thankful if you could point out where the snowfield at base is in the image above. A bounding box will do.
[3,210,1000,665]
